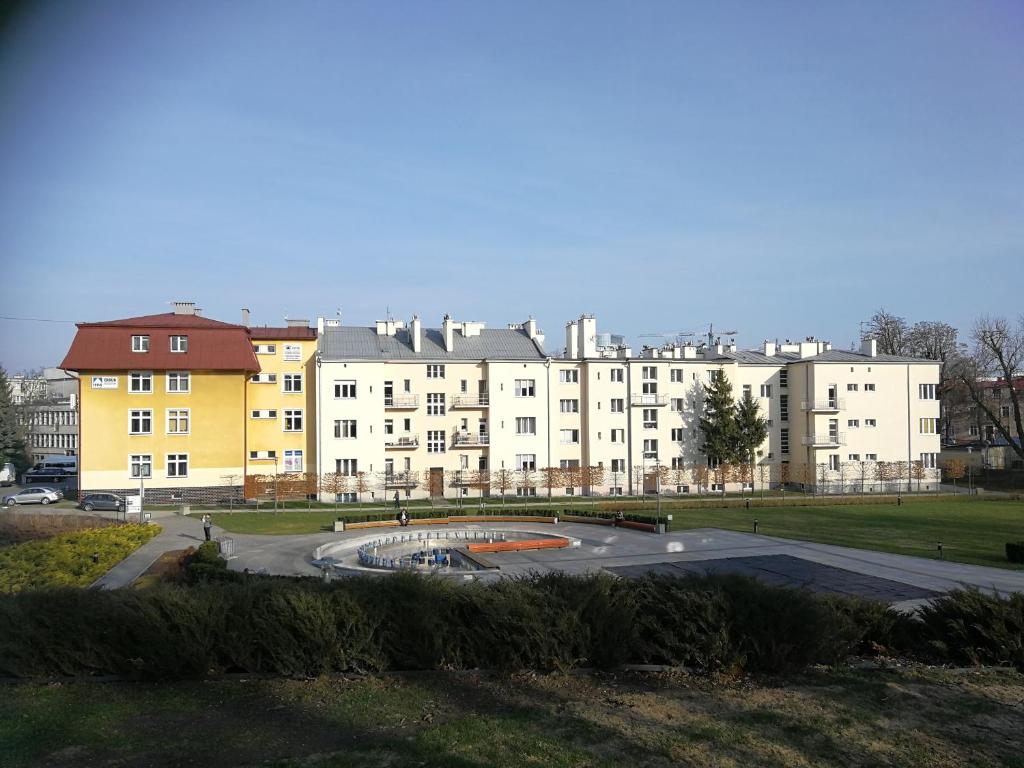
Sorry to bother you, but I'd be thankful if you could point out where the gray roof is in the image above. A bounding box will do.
[689,349,935,366]
[804,350,937,364]
[320,326,546,361]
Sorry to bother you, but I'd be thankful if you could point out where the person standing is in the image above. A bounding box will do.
[202,514,212,542]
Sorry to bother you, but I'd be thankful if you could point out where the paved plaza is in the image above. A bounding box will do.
[86,510,1024,609]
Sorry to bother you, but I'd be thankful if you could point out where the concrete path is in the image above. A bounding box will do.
[91,510,210,589]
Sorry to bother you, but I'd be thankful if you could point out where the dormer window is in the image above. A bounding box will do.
[131,335,149,352]
[170,335,188,353]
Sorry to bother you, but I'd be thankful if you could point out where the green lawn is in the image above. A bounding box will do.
[207,498,1024,570]
[2,668,1022,768]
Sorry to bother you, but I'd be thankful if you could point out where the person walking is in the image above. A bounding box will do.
[393,490,401,510]
[202,514,212,542]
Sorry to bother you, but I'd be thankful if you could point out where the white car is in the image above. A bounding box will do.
[3,487,63,506]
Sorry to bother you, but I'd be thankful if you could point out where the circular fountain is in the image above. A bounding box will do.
[313,528,580,575]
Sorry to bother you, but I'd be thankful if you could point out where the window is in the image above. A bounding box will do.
[427,393,445,415]
[848,453,860,462]
[865,453,878,461]
[643,439,658,458]
[427,364,445,379]
[671,398,684,412]
[283,373,303,393]
[129,454,152,478]
[251,373,278,384]
[642,381,658,395]
[610,428,625,443]
[779,370,788,387]
[865,383,876,391]
[516,417,536,435]
[167,453,188,478]
[1000,405,1011,418]
[643,409,657,428]
[254,344,276,355]
[671,369,683,383]
[559,369,579,383]
[384,419,394,435]
[847,383,859,392]
[611,369,624,383]
[919,417,937,434]
[642,366,657,381]
[129,409,152,435]
[760,384,771,398]
[403,418,412,431]
[610,398,624,413]
[829,455,840,471]
[560,399,579,413]
[516,487,537,497]
[708,369,723,383]
[283,345,301,362]
[169,335,188,353]
[780,428,790,454]
[337,458,357,476]
[427,430,446,453]
[516,454,536,470]
[251,409,277,419]
[865,419,877,427]
[920,452,938,469]
[847,419,859,428]
[780,395,789,421]
[283,449,303,473]
[283,409,303,432]
[167,409,189,434]
[671,427,684,441]
[403,379,411,393]
[515,379,536,397]
[335,380,356,398]
[131,335,149,353]
[335,419,357,438]
[161,371,188,393]
[337,492,357,503]
[919,384,937,400]
[129,372,152,393]
[969,425,979,437]
[560,429,579,444]
[250,450,277,460]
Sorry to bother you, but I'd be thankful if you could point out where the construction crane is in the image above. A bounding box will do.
[637,330,696,346]
[704,323,737,348]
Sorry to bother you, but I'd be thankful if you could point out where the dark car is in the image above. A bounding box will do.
[24,466,72,483]
[78,493,125,513]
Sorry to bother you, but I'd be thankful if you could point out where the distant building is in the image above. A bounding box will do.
[11,368,80,464]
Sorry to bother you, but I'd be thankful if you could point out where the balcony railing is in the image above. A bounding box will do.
[453,432,489,447]
[802,433,847,446]
[631,394,668,407]
[384,436,419,449]
[384,395,419,408]
[801,398,845,412]
[450,394,490,408]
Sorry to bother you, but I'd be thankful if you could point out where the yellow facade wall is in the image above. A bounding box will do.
[79,370,246,490]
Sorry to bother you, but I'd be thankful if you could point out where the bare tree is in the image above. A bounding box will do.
[353,471,371,504]
[952,315,1024,463]
[517,467,537,499]
[941,458,966,493]
[540,466,564,500]
[693,462,710,496]
[910,460,926,492]
[220,473,242,511]
[584,464,606,497]
[865,308,910,355]
[492,468,516,506]
[563,464,584,504]
[907,321,963,382]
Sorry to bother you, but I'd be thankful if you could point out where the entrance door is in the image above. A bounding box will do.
[429,467,444,498]
[827,385,837,409]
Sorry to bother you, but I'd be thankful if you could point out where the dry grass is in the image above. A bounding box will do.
[0,511,115,546]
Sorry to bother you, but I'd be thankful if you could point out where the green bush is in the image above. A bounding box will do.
[915,588,1024,670]
[1006,542,1024,564]
[0,525,160,593]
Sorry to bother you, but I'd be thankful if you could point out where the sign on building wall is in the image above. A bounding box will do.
[283,345,301,361]
[90,376,118,389]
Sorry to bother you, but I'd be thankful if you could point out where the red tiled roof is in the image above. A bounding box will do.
[248,326,317,340]
[60,317,260,372]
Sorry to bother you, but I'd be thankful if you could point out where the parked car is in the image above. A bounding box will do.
[24,466,72,484]
[0,462,15,487]
[78,493,125,513]
[3,487,63,506]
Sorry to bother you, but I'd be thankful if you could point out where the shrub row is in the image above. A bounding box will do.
[1,571,1020,680]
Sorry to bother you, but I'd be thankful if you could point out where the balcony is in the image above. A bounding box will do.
[450,394,490,408]
[802,433,847,447]
[801,398,845,412]
[384,436,419,450]
[631,394,668,407]
[384,472,418,488]
[384,395,419,409]
[453,432,489,447]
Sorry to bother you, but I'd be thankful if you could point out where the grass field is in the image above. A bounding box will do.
[2,667,1022,767]
[207,498,1024,570]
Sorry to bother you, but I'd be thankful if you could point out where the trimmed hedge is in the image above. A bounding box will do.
[1007,542,1024,564]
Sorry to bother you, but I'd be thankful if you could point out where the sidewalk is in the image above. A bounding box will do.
[91,511,210,589]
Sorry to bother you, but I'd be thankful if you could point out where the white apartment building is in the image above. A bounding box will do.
[315,313,941,500]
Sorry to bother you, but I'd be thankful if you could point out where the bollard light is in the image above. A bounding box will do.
[937,542,943,559]
[90,552,99,564]
[753,519,759,534]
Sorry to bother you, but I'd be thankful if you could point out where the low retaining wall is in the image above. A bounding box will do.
[340,514,558,531]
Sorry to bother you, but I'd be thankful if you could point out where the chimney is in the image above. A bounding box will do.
[565,321,579,359]
[860,338,878,357]
[442,314,455,352]
[763,340,776,356]
[241,308,250,327]
[410,315,421,353]
[173,301,197,316]
[578,314,597,358]
[287,318,309,328]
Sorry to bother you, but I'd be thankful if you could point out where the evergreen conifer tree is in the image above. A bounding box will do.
[0,367,31,474]
[699,371,741,464]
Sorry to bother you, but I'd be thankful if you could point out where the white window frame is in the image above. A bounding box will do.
[283,409,304,432]
[166,453,189,478]
[335,380,356,399]
[515,379,536,398]
[131,335,149,353]
[254,344,277,355]
[610,399,624,413]
[166,408,190,434]
[559,369,579,384]
[559,428,579,444]
[559,399,579,413]
[426,364,445,379]
[129,409,152,435]
[251,409,277,419]
[611,428,625,443]
[516,454,536,471]
[335,419,357,439]
[515,417,536,435]
[251,373,278,384]
[166,371,190,393]
[610,369,624,383]
[427,430,446,454]
[283,373,303,393]
[283,449,303,473]
[129,454,152,479]
[169,335,188,353]
[128,371,153,394]
[427,393,446,415]
[865,419,877,427]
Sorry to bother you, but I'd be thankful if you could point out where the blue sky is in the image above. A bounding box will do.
[1,0,1021,372]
